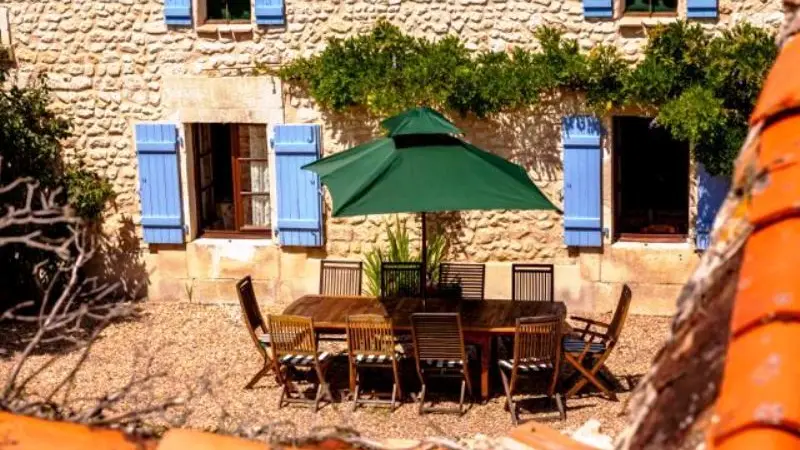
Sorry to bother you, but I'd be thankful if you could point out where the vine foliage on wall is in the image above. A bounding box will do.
[272,19,777,177]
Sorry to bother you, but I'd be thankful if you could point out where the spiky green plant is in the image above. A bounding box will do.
[362,216,449,296]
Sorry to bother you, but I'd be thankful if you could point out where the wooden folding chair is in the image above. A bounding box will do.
[267,314,334,411]
[563,284,632,400]
[236,276,272,389]
[320,260,363,296]
[512,264,555,302]
[381,262,424,298]
[498,316,565,425]
[410,313,473,415]
[346,314,404,411]
[438,263,486,300]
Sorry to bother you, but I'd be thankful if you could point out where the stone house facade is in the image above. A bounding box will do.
[0,0,785,314]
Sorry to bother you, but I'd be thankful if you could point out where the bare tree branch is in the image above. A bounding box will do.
[0,176,189,433]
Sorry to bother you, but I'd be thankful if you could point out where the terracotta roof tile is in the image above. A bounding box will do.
[751,37,800,125]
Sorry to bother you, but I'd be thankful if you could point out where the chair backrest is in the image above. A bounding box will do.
[267,314,318,359]
[410,313,466,362]
[320,260,363,296]
[236,276,268,352]
[512,264,554,302]
[438,263,485,300]
[606,284,633,344]
[381,261,424,298]
[346,314,396,358]
[513,316,562,366]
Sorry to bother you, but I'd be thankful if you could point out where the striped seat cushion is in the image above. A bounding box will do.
[279,352,331,366]
[563,338,606,354]
[498,359,554,372]
[354,353,401,365]
[421,358,464,369]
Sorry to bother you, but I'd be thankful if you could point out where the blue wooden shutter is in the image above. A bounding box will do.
[584,0,613,18]
[135,123,184,244]
[687,0,718,18]
[164,0,192,26]
[562,116,603,247]
[255,0,285,25]
[696,164,729,251]
[273,124,324,247]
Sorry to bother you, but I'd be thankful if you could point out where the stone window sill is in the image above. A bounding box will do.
[196,23,254,34]
[611,240,691,250]
[192,237,276,247]
[618,15,679,28]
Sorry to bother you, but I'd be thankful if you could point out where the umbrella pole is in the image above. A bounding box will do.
[421,212,427,300]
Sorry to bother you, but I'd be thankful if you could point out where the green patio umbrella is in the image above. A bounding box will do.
[303,107,558,284]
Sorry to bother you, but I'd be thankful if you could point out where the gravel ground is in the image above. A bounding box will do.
[0,301,671,441]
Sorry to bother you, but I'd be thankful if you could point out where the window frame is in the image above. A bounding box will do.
[199,0,253,26]
[623,0,679,16]
[611,116,690,243]
[193,123,272,239]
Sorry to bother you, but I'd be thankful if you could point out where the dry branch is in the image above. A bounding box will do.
[0,175,188,434]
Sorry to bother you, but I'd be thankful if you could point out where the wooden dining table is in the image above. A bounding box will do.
[282,295,567,400]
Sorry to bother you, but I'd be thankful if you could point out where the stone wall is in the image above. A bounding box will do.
[1,0,786,312]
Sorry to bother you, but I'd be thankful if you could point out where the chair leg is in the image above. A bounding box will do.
[499,369,517,425]
[392,360,404,400]
[555,393,566,421]
[245,362,271,389]
[458,379,467,415]
[277,385,287,409]
[390,383,398,412]
[565,354,616,400]
[418,383,427,415]
[352,384,360,412]
[314,383,323,412]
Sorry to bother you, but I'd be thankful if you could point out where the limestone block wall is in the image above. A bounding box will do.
[0,0,786,313]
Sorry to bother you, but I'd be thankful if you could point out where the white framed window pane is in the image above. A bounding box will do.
[242,194,271,228]
[239,161,269,194]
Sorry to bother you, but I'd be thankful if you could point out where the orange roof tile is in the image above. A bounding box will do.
[750,36,800,125]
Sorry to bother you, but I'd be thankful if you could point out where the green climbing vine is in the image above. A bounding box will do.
[273,19,777,176]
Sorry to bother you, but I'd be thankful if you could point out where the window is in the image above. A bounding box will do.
[206,0,251,21]
[613,117,689,242]
[193,123,271,237]
[625,0,678,14]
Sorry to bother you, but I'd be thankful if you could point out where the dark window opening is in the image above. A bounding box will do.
[206,0,251,21]
[613,117,689,241]
[625,0,678,13]
[193,123,271,237]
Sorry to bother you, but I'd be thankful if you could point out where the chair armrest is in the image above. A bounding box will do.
[569,316,610,328]
[579,329,608,340]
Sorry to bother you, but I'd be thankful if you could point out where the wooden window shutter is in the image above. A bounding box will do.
[583,0,613,18]
[164,0,192,25]
[272,124,324,247]
[135,123,185,244]
[255,0,285,25]
[695,164,729,251]
[687,0,718,18]
[562,116,603,247]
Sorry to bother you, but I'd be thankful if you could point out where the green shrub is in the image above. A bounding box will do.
[276,21,777,177]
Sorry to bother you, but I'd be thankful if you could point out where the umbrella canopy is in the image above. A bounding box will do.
[380,106,464,137]
[303,133,557,217]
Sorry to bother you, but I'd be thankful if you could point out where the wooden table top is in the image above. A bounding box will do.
[282,295,567,333]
